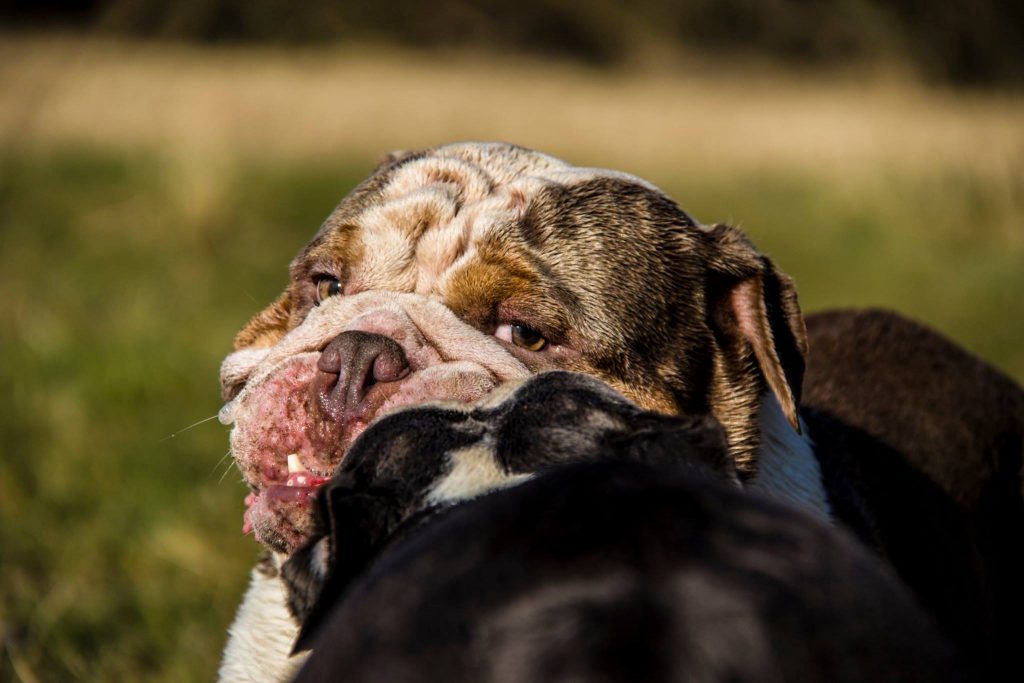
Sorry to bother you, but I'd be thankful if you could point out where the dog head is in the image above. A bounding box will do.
[219,142,807,554]
[281,370,734,650]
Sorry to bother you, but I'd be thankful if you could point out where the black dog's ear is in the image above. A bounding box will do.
[704,224,808,432]
[622,412,739,484]
[281,537,331,624]
[288,489,394,654]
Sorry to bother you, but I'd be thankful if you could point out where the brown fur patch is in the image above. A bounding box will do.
[234,291,293,351]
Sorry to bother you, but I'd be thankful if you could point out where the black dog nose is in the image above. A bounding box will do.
[313,331,410,424]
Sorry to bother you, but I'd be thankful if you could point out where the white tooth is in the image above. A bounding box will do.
[287,454,306,474]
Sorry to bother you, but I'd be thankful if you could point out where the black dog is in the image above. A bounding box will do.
[283,371,735,647]
[802,310,1024,677]
[283,372,959,682]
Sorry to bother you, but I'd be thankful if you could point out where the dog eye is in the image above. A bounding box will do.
[496,323,547,352]
[314,277,342,304]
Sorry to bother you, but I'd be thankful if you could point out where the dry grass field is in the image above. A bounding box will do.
[1,34,1022,681]
[4,34,1024,174]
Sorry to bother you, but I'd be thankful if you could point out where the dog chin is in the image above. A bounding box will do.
[227,352,517,554]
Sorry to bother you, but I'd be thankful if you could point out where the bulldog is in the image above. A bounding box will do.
[280,371,739,651]
[275,375,958,682]
[216,142,1023,681]
[217,142,814,681]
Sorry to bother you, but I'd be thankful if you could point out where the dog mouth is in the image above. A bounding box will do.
[226,350,520,554]
[242,454,332,550]
[226,354,353,554]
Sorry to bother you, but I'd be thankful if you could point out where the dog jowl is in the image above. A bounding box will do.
[218,142,807,555]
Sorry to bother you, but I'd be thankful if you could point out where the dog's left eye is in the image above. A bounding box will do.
[314,277,342,304]
[496,323,548,352]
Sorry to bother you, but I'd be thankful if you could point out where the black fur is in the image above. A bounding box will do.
[284,371,733,649]
[292,460,959,682]
[803,309,1024,680]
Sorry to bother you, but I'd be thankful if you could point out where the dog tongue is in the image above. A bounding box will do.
[241,455,330,536]
[285,471,330,488]
[284,453,330,488]
[242,493,258,534]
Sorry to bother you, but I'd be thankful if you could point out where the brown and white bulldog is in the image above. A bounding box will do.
[216,142,818,681]
[216,142,1024,681]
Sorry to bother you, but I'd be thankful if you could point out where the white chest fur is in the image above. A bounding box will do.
[218,555,306,683]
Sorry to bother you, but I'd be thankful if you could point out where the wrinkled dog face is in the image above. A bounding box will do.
[219,142,807,554]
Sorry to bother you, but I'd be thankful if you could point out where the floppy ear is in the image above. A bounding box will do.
[705,225,808,432]
[290,488,389,653]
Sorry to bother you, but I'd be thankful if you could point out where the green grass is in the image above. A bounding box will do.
[1,146,1021,681]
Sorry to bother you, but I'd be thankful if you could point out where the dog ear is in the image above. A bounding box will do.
[290,488,389,653]
[705,225,808,432]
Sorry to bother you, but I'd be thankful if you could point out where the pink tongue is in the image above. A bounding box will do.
[242,496,257,535]
[285,472,330,488]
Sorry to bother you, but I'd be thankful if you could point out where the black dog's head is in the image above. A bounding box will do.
[285,453,959,683]
[282,370,732,650]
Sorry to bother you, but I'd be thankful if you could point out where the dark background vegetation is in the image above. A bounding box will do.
[1,2,1022,680]
[5,0,1024,86]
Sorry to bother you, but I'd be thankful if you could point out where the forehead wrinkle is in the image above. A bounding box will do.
[511,245,583,318]
[354,233,416,291]
[365,185,460,240]
[354,184,461,290]
[383,156,494,208]
[298,224,361,281]
[431,142,571,186]
[505,239,633,353]
[417,185,534,295]
[414,211,475,294]
[336,145,676,299]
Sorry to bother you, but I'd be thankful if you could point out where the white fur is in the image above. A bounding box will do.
[426,442,533,505]
[218,556,306,683]
[749,393,831,520]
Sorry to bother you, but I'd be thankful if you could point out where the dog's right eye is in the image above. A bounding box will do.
[496,322,548,352]
[314,277,342,305]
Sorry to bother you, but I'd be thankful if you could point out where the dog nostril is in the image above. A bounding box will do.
[313,331,411,422]
[372,352,410,384]
[317,342,344,375]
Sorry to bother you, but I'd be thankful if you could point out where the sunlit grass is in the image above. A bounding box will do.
[0,148,367,681]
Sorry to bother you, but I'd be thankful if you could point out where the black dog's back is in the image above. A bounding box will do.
[292,460,958,683]
[803,309,1024,677]
[804,309,1024,508]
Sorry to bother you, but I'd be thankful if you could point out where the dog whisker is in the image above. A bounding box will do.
[210,449,234,477]
[217,457,240,486]
[162,413,221,441]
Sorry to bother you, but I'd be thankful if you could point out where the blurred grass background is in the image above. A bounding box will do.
[2,2,1023,680]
